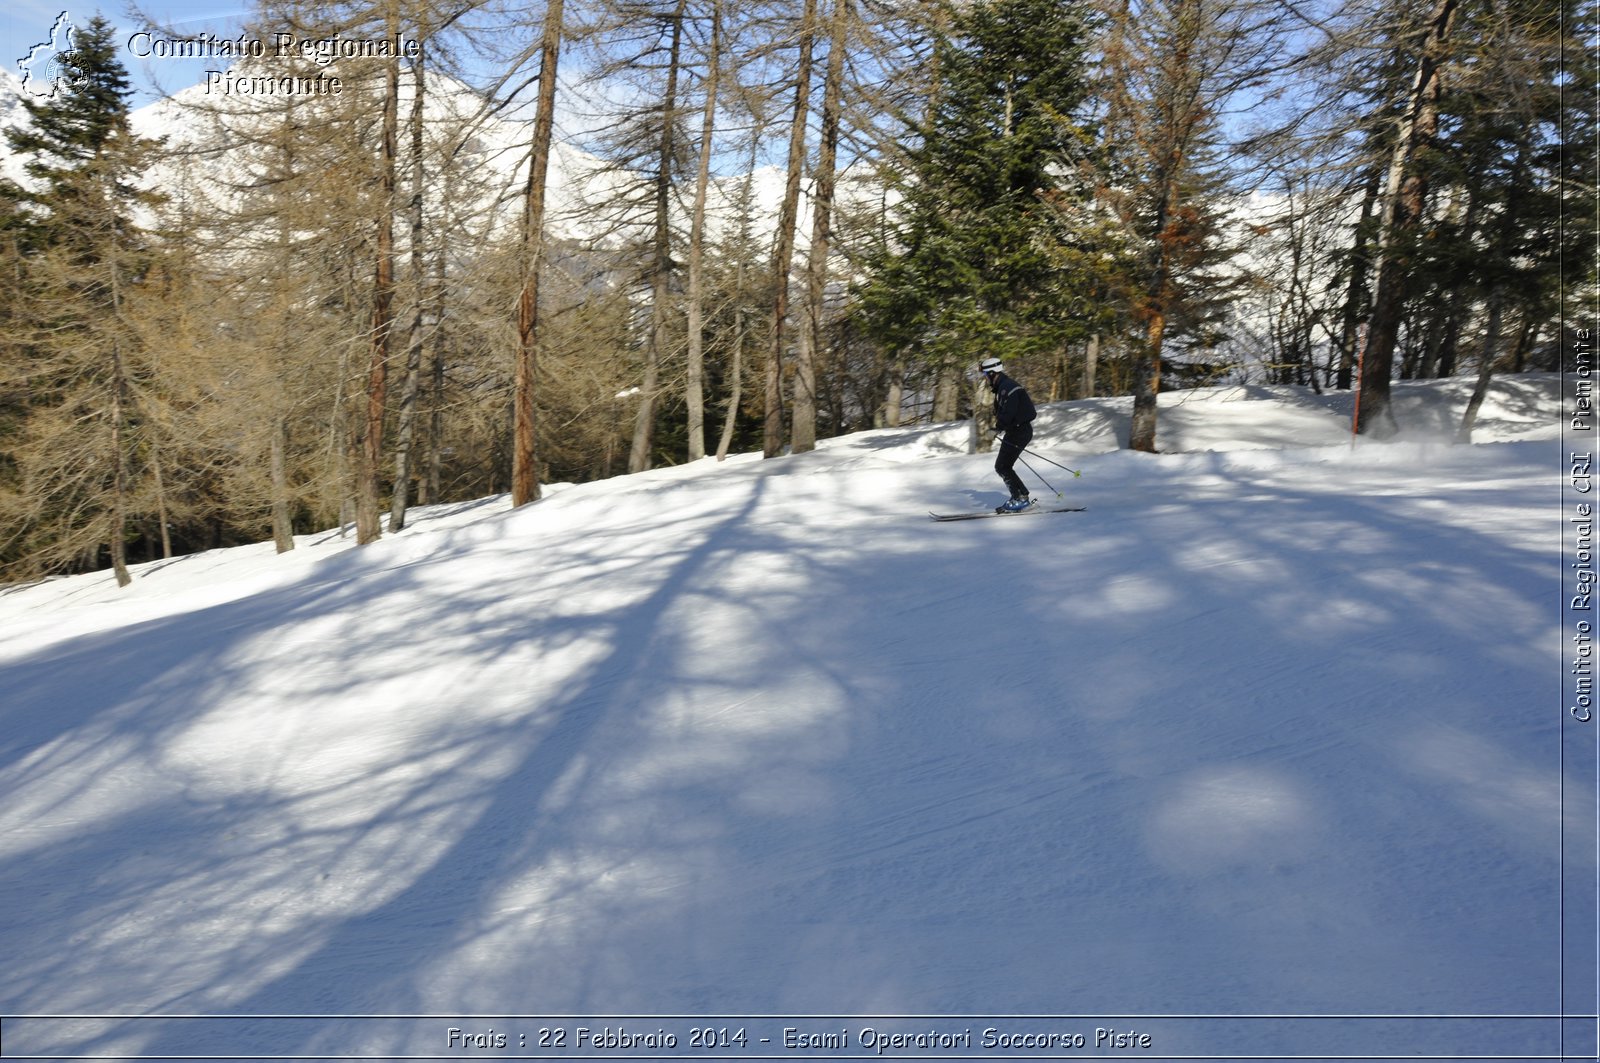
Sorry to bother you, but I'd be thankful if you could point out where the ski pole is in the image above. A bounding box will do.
[992,434,1083,478]
[1022,447,1082,478]
[1017,455,1063,500]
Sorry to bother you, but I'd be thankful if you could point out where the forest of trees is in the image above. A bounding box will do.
[0,0,1592,584]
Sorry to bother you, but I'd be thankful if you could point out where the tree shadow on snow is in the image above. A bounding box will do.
[0,438,1580,1059]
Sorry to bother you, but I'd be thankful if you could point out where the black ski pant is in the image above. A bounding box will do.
[995,424,1033,499]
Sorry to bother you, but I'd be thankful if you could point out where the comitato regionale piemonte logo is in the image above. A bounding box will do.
[18,11,91,99]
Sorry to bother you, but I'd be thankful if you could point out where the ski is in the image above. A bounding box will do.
[929,506,1086,522]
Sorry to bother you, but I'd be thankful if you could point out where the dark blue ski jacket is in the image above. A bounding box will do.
[991,372,1036,431]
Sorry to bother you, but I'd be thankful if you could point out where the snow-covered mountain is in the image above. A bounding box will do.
[0,375,1584,1061]
[0,67,31,185]
[0,62,838,256]
[117,67,639,246]
[0,67,26,130]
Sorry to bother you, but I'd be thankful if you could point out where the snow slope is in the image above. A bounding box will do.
[0,375,1585,1062]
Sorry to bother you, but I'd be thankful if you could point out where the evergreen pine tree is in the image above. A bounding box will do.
[855,0,1103,401]
[0,14,165,586]
[5,16,155,254]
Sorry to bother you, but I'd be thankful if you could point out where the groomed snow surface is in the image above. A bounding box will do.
[0,375,1588,1062]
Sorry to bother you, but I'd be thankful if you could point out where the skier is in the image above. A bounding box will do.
[979,356,1037,512]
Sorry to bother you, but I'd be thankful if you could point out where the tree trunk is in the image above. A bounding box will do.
[1121,0,1211,455]
[716,319,743,462]
[270,94,299,551]
[271,415,295,553]
[1129,311,1165,452]
[630,0,688,474]
[391,34,428,531]
[1337,172,1381,391]
[1455,288,1506,443]
[972,375,994,453]
[1511,317,1537,374]
[1131,163,1177,454]
[150,436,172,559]
[716,148,760,462]
[513,0,566,506]
[764,0,819,458]
[684,2,722,462]
[933,363,961,424]
[358,2,401,544]
[1356,0,1458,437]
[1457,136,1536,442]
[882,356,904,427]
[425,246,446,506]
[109,337,131,588]
[334,320,353,538]
[793,0,848,453]
[104,227,132,587]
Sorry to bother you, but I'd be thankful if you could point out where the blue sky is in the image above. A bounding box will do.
[5,0,258,105]
[4,0,566,129]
